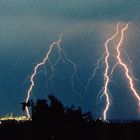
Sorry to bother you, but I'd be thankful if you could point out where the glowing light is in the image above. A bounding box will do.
[0,113,30,121]
[116,23,140,106]
[102,23,119,120]
[25,35,62,118]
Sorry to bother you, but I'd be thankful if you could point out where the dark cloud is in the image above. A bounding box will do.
[0,0,139,20]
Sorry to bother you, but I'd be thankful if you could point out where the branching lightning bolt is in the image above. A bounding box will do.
[25,35,62,118]
[85,53,105,91]
[93,22,140,120]
[48,47,62,82]
[25,34,83,118]
[102,23,119,120]
[58,46,83,95]
[123,50,139,81]
[109,63,119,78]
[44,43,83,96]
[116,23,140,108]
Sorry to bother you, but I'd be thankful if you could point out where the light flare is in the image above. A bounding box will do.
[0,113,30,122]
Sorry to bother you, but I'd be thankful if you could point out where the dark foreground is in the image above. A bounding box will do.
[0,96,140,140]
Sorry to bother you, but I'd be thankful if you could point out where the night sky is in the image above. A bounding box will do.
[0,0,140,120]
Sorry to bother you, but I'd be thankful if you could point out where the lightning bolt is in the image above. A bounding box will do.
[43,47,62,94]
[58,46,83,96]
[44,45,82,96]
[43,42,82,96]
[85,53,105,91]
[25,35,62,118]
[97,62,118,105]
[109,63,119,78]
[123,50,139,81]
[48,47,62,82]
[86,22,139,120]
[25,34,82,117]
[102,23,119,120]
[116,23,140,108]
[43,59,55,93]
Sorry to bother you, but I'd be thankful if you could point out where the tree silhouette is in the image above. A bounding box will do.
[0,95,139,140]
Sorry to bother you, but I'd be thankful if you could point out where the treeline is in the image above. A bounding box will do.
[0,95,140,140]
